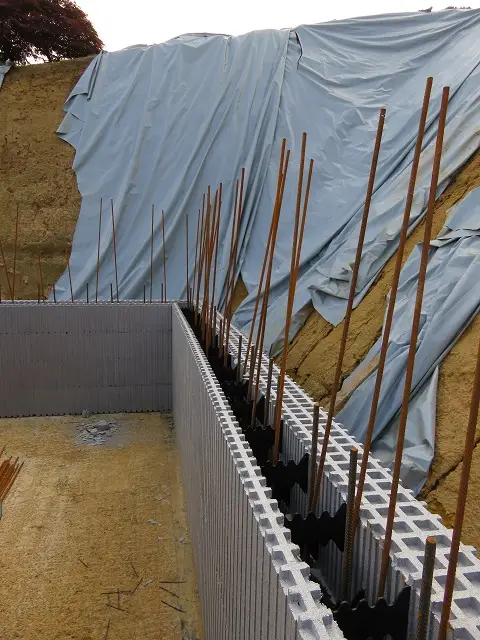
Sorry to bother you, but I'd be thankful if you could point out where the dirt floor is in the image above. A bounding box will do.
[0,413,201,640]
[2,57,480,553]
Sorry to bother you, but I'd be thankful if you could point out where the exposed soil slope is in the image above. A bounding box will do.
[0,57,92,300]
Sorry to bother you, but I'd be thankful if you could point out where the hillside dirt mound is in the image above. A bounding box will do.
[2,57,480,551]
[0,57,92,300]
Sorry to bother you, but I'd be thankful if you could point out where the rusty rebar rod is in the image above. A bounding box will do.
[243,141,286,372]
[222,182,240,316]
[247,345,255,401]
[263,358,274,427]
[352,79,433,543]
[341,447,358,602]
[38,255,44,301]
[186,212,189,306]
[273,135,313,464]
[310,108,386,512]
[308,403,320,508]
[236,334,243,383]
[206,188,223,350]
[417,536,436,640]
[195,194,206,320]
[378,88,449,598]
[0,241,12,300]
[438,330,480,637]
[192,209,201,310]
[12,204,19,302]
[150,204,155,303]
[110,200,119,302]
[162,209,167,302]
[66,251,74,302]
[96,198,102,303]
[221,181,240,359]
[249,149,292,430]
[201,188,212,336]
[224,170,245,366]
[202,188,215,346]
[205,190,218,351]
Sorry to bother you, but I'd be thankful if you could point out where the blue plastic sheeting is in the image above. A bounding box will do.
[0,61,11,89]
[338,187,480,493]
[56,10,480,354]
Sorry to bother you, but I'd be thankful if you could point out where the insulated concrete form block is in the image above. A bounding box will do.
[221,318,480,639]
[172,305,344,640]
[0,301,172,416]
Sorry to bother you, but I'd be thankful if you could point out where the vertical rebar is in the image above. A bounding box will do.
[12,204,19,302]
[224,169,245,366]
[143,284,146,304]
[192,209,201,310]
[0,241,12,300]
[161,282,164,303]
[110,283,113,303]
[219,318,224,357]
[243,142,286,371]
[222,182,239,318]
[53,283,56,303]
[162,209,167,302]
[378,88,449,597]
[439,333,480,638]
[150,204,154,302]
[67,252,74,302]
[236,334,243,383]
[248,145,290,423]
[417,537,436,640]
[352,80,433,539]
[186,212,189,306]
[209,186,222,350]
[341,447,358,602]
[110,200,119,302]
[96,198,102,303]
[273,135,312,464]
[247,345,255,402]
[38,255,44,301]
[86,282,89,303]
[308,403,320,508]
[310,108,386,512]
[263,358,274,427]
[195,194,206,320]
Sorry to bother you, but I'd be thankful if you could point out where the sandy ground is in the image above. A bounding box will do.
[0,413,201,640]
[2,57,480,553]
[0,58,91,301]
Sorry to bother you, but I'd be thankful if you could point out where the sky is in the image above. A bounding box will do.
[76,1,480,52]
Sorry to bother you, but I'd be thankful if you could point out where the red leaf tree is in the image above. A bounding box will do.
[0,0,103,64]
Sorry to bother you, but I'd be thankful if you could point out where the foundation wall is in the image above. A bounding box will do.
[2,300,480,638]
[222,319,480,639]
[172,305,344,640]
[0,302,172,416]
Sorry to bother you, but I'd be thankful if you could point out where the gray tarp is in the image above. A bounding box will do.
[56,10,480,348]
[56,11,480,490]
[338,187,480,493]
[0,61,11,89]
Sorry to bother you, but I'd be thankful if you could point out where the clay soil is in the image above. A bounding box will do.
[2,57,480,552]
[0,413,201,640]
[0,57,92,301]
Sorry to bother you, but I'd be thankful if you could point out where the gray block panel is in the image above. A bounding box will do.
[172,304,342,640]
[0,302,172,416]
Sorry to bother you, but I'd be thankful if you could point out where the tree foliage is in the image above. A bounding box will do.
[0,0,103,64]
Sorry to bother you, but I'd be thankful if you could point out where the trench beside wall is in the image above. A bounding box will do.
[0,302,172,416]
